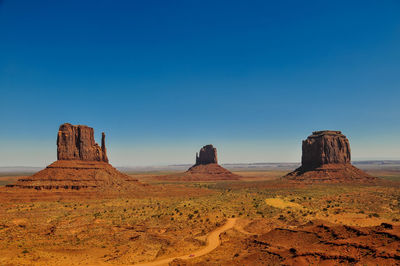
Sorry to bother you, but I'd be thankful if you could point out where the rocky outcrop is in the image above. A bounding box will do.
[57,123,108,162]
[8,123,140,190]
[195,145,218,165]
[243,221,400,265]
[301,131,351,170]
[285,131,375,183]
[159,145,239,181]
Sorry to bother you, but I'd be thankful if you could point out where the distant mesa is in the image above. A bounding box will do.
[7,123,140,190]
[161,145,240,181]
[285,130,376,183]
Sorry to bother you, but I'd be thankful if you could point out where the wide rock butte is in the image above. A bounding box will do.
[57,123,109,162]
[7,123,139,190]
[285,130,376,183]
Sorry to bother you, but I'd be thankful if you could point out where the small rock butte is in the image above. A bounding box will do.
[185,145,240,181]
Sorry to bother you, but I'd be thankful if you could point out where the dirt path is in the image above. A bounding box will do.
[134,218,237,266]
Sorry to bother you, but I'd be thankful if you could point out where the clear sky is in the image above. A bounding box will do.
[0,1,399,167]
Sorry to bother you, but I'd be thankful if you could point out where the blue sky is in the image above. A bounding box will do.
[0,1,399,166]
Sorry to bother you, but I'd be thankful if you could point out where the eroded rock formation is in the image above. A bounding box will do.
[241,221,400,265]
[301,131,351,170]
[161,145,240,181]
[285,131,375,183]
[156,144,240,181]
[8,123,139,190]
[195,144,218,165]
[57,123,108,162]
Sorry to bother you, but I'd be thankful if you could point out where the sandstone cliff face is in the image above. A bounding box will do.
[57,123,108,162]
[301,130,351,170]
[195,144,218,165]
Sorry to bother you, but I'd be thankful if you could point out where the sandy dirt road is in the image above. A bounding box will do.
[134,218,237,266]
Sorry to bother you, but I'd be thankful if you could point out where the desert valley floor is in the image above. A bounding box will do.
[0,164,399,265]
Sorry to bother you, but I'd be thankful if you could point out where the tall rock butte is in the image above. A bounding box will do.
[285,131,375,183]
[195,144,218,165]
[8,123,139,190]
[57,123,109,162]
[176,145,240,181]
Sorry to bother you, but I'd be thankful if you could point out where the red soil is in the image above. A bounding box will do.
[243,221,400,265]
[159,163,240,181]
[284,163,377,183]
[6,160,140,190]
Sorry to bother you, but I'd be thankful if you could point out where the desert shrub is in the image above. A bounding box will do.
[381,223,393,229]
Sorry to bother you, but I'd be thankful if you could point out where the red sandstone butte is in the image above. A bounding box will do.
[57,123,108,162]
[8,123,139,190]
[195,144,218,165]
[285,131,376,183]
[161,145,240,181]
